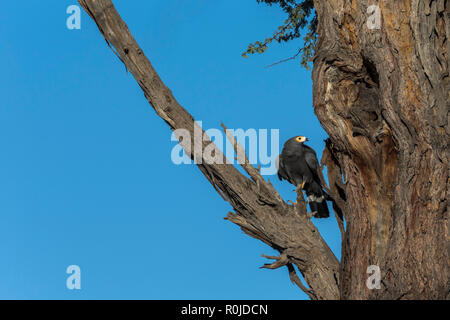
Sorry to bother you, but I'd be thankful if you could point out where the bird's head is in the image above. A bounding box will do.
[283,135,310,149]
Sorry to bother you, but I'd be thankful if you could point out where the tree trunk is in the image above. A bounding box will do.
[312,0,449,299]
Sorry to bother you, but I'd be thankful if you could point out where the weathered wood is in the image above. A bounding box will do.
[78,0,340,299]
[312,0,449,299]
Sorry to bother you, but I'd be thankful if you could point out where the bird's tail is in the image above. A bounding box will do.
[306,187,329,218]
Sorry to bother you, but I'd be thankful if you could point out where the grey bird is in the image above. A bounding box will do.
[276,136,329,218]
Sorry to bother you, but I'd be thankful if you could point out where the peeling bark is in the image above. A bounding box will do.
[313,0,449,299]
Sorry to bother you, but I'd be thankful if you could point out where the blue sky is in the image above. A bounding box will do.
[0,1,340,299]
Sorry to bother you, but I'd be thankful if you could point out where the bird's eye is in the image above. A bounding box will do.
[296,136,304,142]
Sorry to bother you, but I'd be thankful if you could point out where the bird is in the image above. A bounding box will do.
[276,136,329,218]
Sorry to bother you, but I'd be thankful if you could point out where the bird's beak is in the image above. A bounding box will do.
[305,138,310,141]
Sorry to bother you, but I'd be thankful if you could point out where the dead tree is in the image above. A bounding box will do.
[78,0,449,299]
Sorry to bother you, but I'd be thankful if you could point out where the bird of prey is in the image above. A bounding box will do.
[276,136,329,218]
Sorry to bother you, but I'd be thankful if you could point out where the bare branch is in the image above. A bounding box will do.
[286,263,317,300]
[260,252,289,269]
[320,140,347,239]
[220,123,264,183]
[261,252,318,300]
[265,47,302,69]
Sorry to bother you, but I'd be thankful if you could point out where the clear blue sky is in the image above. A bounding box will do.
[0,1,341,299]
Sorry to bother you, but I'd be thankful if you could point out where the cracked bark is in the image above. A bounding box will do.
[78,0,340,300]
[313,0,449,299]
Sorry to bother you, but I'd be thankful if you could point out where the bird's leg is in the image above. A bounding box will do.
[288,183,303,206]
[289,183,305,206]
[300,181,309,205]
[297,181,313,218]
[306,211,315,219]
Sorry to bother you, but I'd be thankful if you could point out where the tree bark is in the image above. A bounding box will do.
[312,0,449,299]
[78,0,340,300]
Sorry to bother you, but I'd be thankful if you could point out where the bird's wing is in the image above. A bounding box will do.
[304,148,322,183]
[304,151,319,171]
[276,155,289,181]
